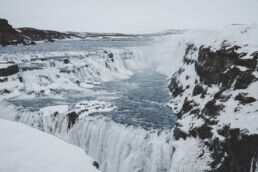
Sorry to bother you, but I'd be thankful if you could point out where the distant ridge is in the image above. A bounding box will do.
[0,18,185,46]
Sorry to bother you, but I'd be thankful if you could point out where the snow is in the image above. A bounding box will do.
[0,49,139,98]
[39,105,68,116]
[74,100,116,118]
[0,118,99,172]
[0,63,14,68]
[170,137,212,172]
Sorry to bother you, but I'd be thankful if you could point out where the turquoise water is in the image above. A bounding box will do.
[9,71,176,130]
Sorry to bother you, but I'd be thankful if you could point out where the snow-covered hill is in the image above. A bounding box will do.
[0,118,99,172]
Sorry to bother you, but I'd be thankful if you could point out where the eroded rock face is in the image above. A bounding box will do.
[195,46,257,88]
[216,127,258,172]
[0,19,30,46]
[169,43,258,171]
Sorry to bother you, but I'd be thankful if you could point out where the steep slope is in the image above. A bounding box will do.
[0,118,99,172]
[165,26,258,172]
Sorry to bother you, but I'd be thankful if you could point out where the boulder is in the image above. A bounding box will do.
[192,84,204,96]
[235,93,256,104]
[67,111,79,129]
[0,63,19,76]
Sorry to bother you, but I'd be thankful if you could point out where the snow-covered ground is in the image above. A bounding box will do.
[0,118,99,172]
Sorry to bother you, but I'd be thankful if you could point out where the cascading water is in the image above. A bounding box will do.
[69,117,174,172]
[2,70,177,172]
[0,37,180,172]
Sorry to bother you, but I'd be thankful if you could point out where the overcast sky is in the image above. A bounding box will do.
[1,0,258,33]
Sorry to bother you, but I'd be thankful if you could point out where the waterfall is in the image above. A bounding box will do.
[68,116,175,172]
[0,102,175,172]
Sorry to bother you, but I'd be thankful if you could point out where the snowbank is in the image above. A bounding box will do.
[0,118,99,172]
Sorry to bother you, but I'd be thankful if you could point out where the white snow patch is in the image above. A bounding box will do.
[0,118,99,172]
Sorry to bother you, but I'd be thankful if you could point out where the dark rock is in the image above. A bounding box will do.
[217,125,231,137]
[202,100,224,117]
[18,27,72,42]
[1,89,11,94]
[92,161,99,169]
[217,133,258,172]
[168,76,184,97]
[221,67,242,88]
[195,46,235,85]
[190,124,213,139]
[18,76,23,82]
[105,62,110,69]
[210,138,225,170]
[190,108,200,115]
[214,88,231,102]
[67,111,79,129]
[0,19,81,46]
[173,127,188,140]
[192,85,204,96]
[235,93,256,104]
[76,80,80,86]
[53,112,59,117]
[200,89,207,99]
[195,46,255,87]
[108,53,114,62]
[63,58,69,64]
[47,39,54,42]
[0,63,19,76]
[183,43,197,64]
[212,126,258,172]
[214,88,226,99]
[178,99,196,118]
[0,77,8,82]
[234,72,256,90]
[0,19,30,46]
[234,58,257,69]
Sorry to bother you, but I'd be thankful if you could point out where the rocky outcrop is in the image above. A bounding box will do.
[67,111,79,129]
[92,161,99,169]
[169,43,258,171]
[0,18,79,46]
[0,19,30,46]
[0,63,19,76]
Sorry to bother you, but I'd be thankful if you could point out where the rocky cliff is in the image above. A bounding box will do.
[0,19,31,46]
[0,19,78,46]
[169,42,258,171]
